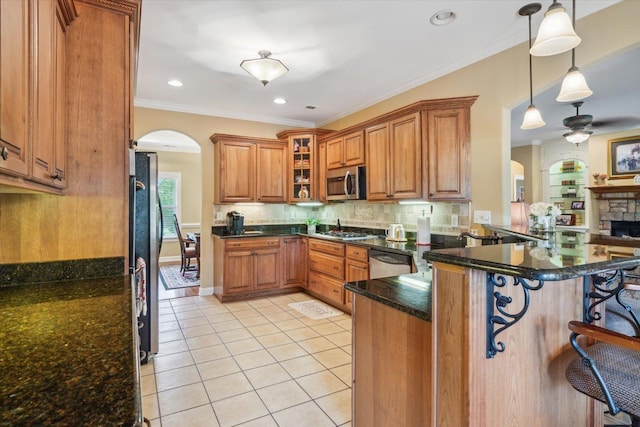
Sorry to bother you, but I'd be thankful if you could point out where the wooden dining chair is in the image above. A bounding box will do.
[565,320,640,426]
[173,214,198,275]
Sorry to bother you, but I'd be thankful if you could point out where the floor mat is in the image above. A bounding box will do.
[159,264,199,290]
[288,300,343,320]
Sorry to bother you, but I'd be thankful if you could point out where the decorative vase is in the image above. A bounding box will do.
[307,225,316,234]
[530,215,555,234]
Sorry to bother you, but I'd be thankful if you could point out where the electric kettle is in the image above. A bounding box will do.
[386,224,406,241]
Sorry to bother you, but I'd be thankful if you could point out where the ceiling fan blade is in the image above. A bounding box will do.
[591,117,640,128]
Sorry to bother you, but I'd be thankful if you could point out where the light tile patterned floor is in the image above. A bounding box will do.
[141,293,352,427]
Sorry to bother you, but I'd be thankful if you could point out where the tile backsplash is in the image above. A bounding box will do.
[213,201,469,235]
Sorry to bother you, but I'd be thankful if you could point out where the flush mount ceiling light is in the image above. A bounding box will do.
[167,79,183,87]
[430,10,456,26]
[273,97,287,105]
[530,0,581,57]
[240,50,289,86]
[556,0,592,102]
[520,3,545,130]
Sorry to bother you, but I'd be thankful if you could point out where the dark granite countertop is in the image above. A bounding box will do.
[0,275,141,426]
[345,272,432,321]
[423,240,640,281]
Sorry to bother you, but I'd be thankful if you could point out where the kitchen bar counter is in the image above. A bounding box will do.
[0,275,141,426]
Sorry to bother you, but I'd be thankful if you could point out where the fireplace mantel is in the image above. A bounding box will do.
[587,185,640,200]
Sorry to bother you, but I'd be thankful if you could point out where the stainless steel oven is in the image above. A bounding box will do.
[326,166,366,201]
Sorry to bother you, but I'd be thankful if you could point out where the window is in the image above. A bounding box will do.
[158,172,181,239]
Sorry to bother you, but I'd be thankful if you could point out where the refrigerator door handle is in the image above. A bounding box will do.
[158,196,164,254]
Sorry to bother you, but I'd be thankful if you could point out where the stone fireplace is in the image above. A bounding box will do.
[592,185,640,236]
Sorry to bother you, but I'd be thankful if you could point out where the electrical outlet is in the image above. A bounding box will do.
[451,214,458,227]
[321,211,327,219]
[290,211,296,220]
[215,212,223,220]
[474,210,492,224]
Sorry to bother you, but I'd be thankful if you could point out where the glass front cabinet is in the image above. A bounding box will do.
[548,159,587,229]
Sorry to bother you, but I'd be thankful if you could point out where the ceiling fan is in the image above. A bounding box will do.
[562,101,640,145]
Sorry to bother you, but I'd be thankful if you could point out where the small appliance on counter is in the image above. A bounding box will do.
[226,211,244,235]
[385,223,407,242]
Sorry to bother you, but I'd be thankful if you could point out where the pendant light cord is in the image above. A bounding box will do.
[571,0,576,68]
[528,13,533,106]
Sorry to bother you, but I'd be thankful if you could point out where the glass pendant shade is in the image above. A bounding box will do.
[563,129,592,144]
[521,105,546,129]
[556,66,593,102]
[530,3,581,57]
[240,50,289,86]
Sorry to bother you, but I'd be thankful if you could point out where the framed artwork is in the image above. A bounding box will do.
[608,135,640,179]
[556,214,576,226]
[570,200,585,210]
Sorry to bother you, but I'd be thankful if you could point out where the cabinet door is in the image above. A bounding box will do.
[254,247,281,290]
[218,141,256,202]
[427,108,470,200]
[32,0,66,188]
[389,113,421,199]
[0,0,30,177]
[326,136,344,170]
[224,250,255,293]
[365,123,390,201]
[345,258,368,309]
[342,130,365,167]
[283,237,307,287]
[257,143,286,202]
[317,142,327,202]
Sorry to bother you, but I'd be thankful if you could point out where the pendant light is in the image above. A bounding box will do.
[556,0,592,102]
[520,3,545,130]
[530,0,581,57]
[240,50,289,86]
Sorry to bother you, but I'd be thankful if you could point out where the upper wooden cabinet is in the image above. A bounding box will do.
[366,113,422,201]
[0,0,31,178]
[211,134,287,204]
[326,130,365,170]
[317,141,328,203]
[277,129,332,203]
[426,107,471,200]
[0,0,76,192]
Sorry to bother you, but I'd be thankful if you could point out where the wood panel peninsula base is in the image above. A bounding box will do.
[347,241,640,427]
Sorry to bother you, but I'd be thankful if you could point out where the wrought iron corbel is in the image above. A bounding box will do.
[583,270,625,324]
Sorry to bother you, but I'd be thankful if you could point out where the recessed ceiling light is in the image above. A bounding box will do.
[167,79,183,87]
[273,97,287,104]
[430,10,456,26]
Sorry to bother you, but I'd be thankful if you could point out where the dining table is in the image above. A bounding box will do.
[186,232,200,278]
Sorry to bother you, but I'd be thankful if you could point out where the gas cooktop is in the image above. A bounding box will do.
[315,230,380,241]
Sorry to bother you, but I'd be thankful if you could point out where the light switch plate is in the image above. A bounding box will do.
[474,210,492,224]
[290,211,296,219]
[451,214,458,227]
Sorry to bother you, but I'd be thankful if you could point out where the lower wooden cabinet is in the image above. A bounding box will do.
[308,238,352,310]
[282,236,307,288]
[345,244,369,310]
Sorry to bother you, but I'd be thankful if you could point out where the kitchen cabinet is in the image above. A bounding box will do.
[211,134,287,203]
[219,237,282,296]
[32,0,68,188]
[425,107,471,200]
[282,236,307,288]
[326,130,365,170]
[345,244,368,309]
[277,129,332,203]
[0,0,75,192]
[0,0,31,179]
[308,237,349,310]
[366,112,422,201]
[317,141,328,202]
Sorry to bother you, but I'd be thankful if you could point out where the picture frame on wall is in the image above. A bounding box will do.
[608,135,640,179]
[571,200,585,210]
[556,214,576,226]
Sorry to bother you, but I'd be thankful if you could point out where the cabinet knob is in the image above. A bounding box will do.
[429,193,434,197]
[51,172,64,181]
[386,194,393,198]
[0,147,8,161]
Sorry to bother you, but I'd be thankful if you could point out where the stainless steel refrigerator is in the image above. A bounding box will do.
[131,152,161,364]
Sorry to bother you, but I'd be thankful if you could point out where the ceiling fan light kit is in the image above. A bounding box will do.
[530,0,581,57]
[240,50,289,86]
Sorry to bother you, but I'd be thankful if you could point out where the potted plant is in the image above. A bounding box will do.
[305,217,320,234]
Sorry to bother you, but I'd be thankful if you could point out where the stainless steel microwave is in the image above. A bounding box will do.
[326,166,366,201]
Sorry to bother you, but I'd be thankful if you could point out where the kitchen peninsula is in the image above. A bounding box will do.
[346,238,640,426]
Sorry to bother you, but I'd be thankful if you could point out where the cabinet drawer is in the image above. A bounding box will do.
[346,244,368,262]
[309,250,344,280]
[225,237,280,250]
[308,238,345,256]
[308,271,344,305]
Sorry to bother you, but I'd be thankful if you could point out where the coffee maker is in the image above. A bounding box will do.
[226,211,244,235]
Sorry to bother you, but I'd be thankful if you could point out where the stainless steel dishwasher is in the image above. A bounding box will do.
[369,248,413,279]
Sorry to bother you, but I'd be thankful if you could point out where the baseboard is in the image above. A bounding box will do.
[160,256,181,265]
[199,286,214,296]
